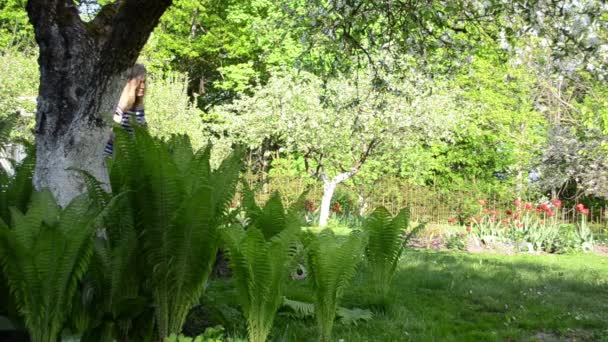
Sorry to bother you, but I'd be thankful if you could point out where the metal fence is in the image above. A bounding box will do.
[248,174,608,226]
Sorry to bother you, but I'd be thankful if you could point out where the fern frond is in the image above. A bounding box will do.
[222,224,297,342]
[163,184,219,335]
[336,307,373,325]
[105,127,245,339]
[285,189,310,227]
[363,207,412,301]
[210,148,243,223]
[0,191,98,342]
[240,179,262,223]
[307,230,364,342]
[255,192,287,239]
[167,134,194,175]
[69,168,111,210]
[5,140,35,219]
[281,297,315,318]
[11,190,59,247]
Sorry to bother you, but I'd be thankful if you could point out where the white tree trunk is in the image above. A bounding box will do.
[358,192,367,216]
[33,117,111,206]
[319,180,338,227]
[318,171,356,227]
[33,77,124,207]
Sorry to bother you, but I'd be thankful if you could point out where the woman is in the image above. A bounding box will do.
[104,63,147,156]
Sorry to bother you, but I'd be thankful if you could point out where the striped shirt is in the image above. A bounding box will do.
[103,107,146,156]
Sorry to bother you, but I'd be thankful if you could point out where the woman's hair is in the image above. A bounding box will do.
[117,63,147,111]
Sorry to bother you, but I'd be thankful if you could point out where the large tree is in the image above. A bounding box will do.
[216,65,462,226]
[26,0,172,205]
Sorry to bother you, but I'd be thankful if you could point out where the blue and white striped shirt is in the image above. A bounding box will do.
[104,107,146,156]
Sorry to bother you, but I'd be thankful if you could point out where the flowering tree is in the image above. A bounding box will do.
[215,65,463,226]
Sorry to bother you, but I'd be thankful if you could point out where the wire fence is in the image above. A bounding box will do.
[247,174,608,227]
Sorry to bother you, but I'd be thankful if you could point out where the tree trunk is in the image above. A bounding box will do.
[33,81,122,206]
[319,179,337,227]
[515,168,524,200]
[26,0,173,206]
[318,171,357,227]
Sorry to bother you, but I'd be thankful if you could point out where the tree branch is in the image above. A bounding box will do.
[304,149,318,179]
[93,0,173,74]
[333,138,378,184]
[26,0,86,53]
[26,0,80,29]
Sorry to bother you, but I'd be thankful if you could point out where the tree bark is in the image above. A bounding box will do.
[26,0,172,206]
[318,171,355,227]
[318,176,336,227]
[307,140,377,227]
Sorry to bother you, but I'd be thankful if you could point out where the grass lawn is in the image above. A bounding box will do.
[204,250,608,341]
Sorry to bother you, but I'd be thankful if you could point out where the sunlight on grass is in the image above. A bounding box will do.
[206,250,608,341]
[303,225,353,236]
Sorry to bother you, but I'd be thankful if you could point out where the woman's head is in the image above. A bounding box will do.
[118,64,147,110]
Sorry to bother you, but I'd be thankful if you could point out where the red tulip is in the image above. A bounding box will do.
[525,202,533,210]
[552,199,562,207]
[575,203,585,212]
[506,210,513,216]
[540,203,549,211]
[581,208,590,215]
[514,199,522,207]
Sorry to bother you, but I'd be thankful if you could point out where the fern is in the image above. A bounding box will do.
[72,192,152,342]
[240,187,304,240]
[223,220,298,341]
[281,297,315,319]
[105,125,243,338]
[0,139,35,227]
[363,207,413,301]
[306,229,364,342]
[0,140,35,324]
[280,297,371,325]
[0,190,99,342]
[336,307,373,325]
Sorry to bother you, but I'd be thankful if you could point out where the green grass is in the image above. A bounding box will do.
[203,250,608,341]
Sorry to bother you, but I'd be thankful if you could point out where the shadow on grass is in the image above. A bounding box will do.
[208,249,608,341]
[329,249,608,342]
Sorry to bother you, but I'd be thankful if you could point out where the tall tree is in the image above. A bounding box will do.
[25,0,172,206]
[216,65,462,226]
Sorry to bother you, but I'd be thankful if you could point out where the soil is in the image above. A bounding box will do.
[594,243,608,257]
[408,234,608,258]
